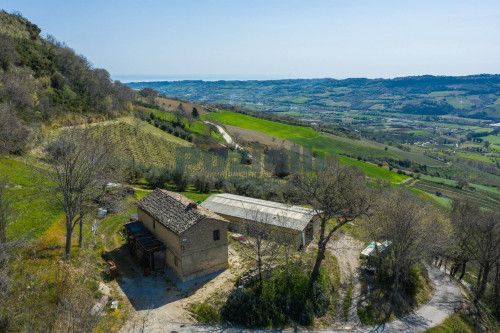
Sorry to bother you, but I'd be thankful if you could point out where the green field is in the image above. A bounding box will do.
[338,156,409,183]
[428,91,454,97]
[456,152,496,164]
[408,130,431,135]
[203,110,411,182]
[0,158,63,239]
[145,107,220,139]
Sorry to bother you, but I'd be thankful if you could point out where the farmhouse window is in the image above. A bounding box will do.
[213,230,220,241]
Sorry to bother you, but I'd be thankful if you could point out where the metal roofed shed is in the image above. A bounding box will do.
[361,241,390,258]
[200,193,320,247]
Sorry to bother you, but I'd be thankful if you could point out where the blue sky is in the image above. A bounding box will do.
[2,0,500,80]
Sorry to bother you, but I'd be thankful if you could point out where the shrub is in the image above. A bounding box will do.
[221,289,269,327]
[405,265,423,297]
[145,167,170,189]
[172,169,189,191]
[311,281,329,317]
[190,302,220,324]
[194,174,212,194]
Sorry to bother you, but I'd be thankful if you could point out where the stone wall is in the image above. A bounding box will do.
[138,208,229,282]
[181,218,229,281]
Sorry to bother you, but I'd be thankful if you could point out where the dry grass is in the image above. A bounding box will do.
[156,97,209,116]
[225,124,297,150]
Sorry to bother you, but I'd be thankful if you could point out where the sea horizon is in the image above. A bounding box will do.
[112,74,338,83]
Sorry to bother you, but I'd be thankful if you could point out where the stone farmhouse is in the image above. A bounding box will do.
[201,193,320,247]
[134,189,229,282]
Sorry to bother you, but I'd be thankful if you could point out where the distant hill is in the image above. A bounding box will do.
[127,75,500,121]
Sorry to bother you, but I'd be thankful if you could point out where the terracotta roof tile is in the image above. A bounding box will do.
[136,189,226,235]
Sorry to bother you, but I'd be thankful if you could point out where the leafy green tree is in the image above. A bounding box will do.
[192,107,200,118]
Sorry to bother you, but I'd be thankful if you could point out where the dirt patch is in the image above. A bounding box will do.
[156,97,209,116]
[118,243,243,332]
[224,124,298,150]
[327,231,365,328]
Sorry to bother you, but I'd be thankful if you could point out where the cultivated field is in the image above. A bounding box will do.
[409,179,500,210]
[203,111,412,182]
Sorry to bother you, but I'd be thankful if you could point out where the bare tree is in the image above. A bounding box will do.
[0,103,30,155]
[294,158,373,286]
[462,207,500,300]
[42,126,116,259]
[238,208,281,292]
[367,189,442,304]
[448,200,477,280]
[186,113,194,129]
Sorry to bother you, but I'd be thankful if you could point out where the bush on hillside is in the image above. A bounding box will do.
[194,174,212,194]
[172,169,189,191]
[145,167,171,189]
[221,265,330,328]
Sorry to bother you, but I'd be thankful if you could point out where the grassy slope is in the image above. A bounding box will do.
[0,157,63,239]
[146,107,221,140]
[424,313,483,333]
[92,120,192,168]
[203,110,409,182]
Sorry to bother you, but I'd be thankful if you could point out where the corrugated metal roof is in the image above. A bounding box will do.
[201,193,317,232]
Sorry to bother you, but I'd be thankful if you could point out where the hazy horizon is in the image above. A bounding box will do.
[3,0,500,79]
[114,72,500,83]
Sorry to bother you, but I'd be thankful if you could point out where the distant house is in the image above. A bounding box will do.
[214,143,227,150]
[135,189,229,282]
[201,193,320,246]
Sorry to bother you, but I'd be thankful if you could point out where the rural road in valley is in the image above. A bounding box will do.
[203,121,240,149]
[203,120,264,169]
[125,265,462,333]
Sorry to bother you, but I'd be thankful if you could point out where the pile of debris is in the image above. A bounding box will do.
[93,185,135,213]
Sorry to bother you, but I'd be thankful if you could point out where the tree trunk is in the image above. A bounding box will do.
[310,241,326,287]
[65,223,73,260]
[494,265,500,298]
[477,266,483,291]
[459,261,467,281]
[392,265,400,306]
[78,216,83,248]
[477,262,490,300]
[450,262,457,277]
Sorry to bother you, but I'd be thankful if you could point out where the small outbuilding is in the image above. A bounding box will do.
[135,189,229,282]
[201,193,320,246]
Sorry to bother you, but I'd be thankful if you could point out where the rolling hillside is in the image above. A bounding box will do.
[128,75,500,121]
[203,110,412,182]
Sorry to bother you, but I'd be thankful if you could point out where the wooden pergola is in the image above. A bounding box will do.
[123,221,166,270]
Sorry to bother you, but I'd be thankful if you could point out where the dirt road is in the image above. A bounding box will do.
[327,232,365,329]
[126,265,460,333]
